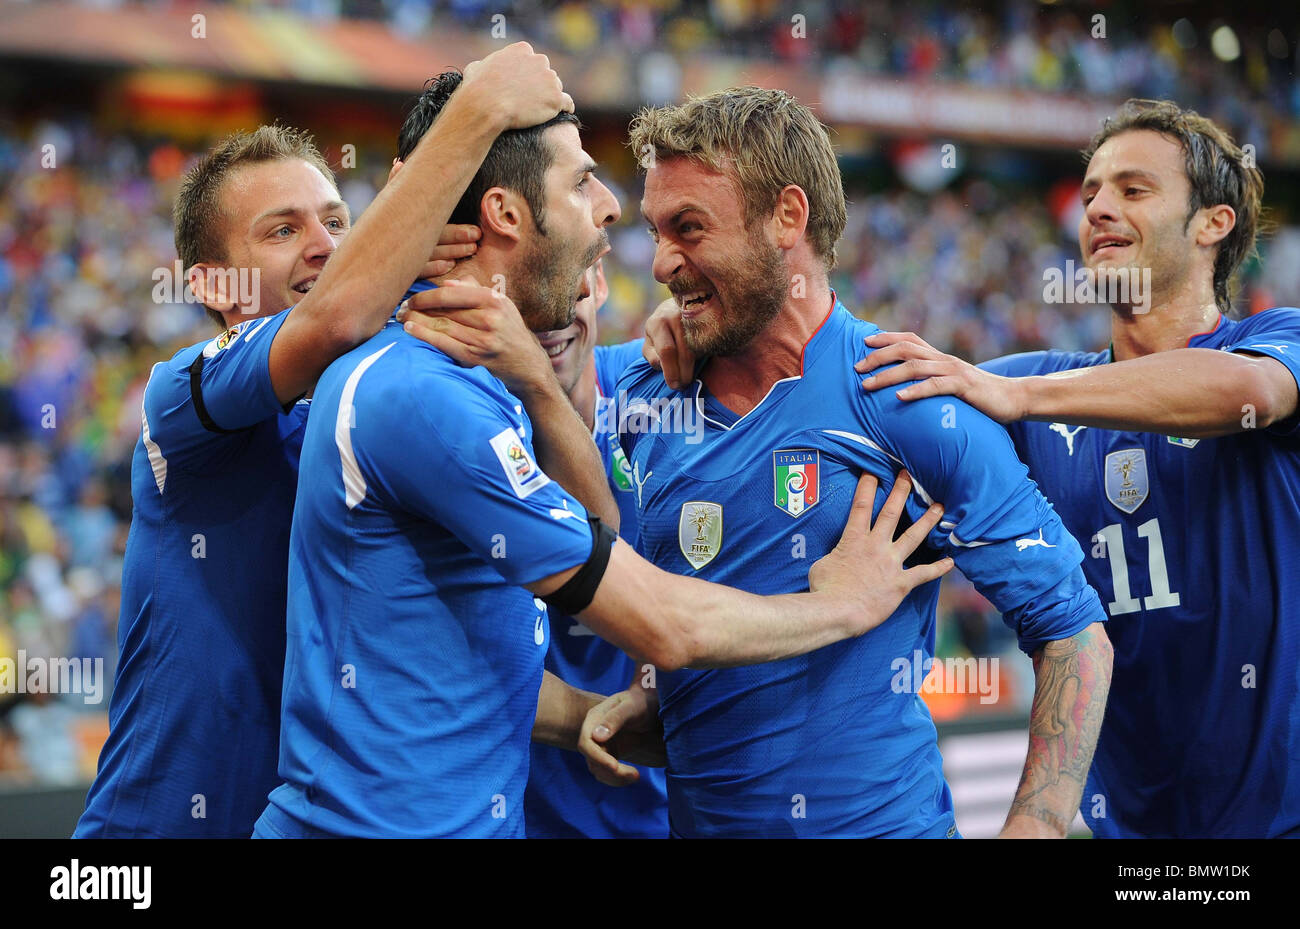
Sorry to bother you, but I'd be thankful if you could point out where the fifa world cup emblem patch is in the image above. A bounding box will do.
[678,502,723,569]
[610,445,634,492]
[1104,448,1149,514]
[773,449,820,517]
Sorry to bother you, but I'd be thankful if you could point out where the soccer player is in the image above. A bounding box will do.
[848,100,1300,838]
[582,87,1112,838]
[75,43,573,838]
[411,261,668,836]
[528,261,668,837]
[254,74,953,839]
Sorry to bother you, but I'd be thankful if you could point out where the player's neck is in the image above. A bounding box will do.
[702,286,833,418]
[219,304,283,329]
[433,255,501,290]
[568,358,598,432]
[1109,276,1220,362]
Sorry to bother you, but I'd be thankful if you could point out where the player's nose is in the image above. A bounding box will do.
[652,236,682,285]
[591,176,621,228]
[303,219,338,263]
[1085,186,1121,227]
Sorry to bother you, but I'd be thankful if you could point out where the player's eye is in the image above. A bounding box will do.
[326,218,346,231]
[272,225,294,238]
[646,225,659,242]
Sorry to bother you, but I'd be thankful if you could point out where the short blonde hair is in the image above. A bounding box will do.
[175,124,336,327]
[628,86,847,270]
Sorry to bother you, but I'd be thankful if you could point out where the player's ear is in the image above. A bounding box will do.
[1195,203,1236,249]
[772,184,810,251]
[480,187,525,243]
[187,264,238,319]
[388,158,403,184]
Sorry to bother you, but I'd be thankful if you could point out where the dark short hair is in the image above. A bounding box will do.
[397,71,581,234]
[1084,99,1267,316]
[174,124,337,327]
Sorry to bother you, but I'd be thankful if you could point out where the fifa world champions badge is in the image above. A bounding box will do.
[678,501,723,569]
[1104,448,1149,514]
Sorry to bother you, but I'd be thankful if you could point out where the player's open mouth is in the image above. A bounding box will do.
[292,277,317,294]
[677,289,715,317]
[1091,235,1133,256]
[543,337,574,359]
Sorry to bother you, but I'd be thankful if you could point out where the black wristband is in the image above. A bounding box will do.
[542,515,616,616]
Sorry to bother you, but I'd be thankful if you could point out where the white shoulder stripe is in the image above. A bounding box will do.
[141,363,167,495]
[336,343,396,510]
[240,316,273,344]
[947,533,991,548]
[820,429,934,505]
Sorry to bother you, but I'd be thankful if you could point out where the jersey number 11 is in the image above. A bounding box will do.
[1093,518,1182,616]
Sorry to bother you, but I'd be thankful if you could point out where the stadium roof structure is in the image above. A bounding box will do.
[3,1,1298,162]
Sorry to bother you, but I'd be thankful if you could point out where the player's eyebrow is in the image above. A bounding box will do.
[575,159,597,184]
[1081,169,1161,193]
[639,204,702,231]
[249,200,348,227]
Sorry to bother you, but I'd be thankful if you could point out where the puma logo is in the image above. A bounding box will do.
[633,460,653,508]
[1015,529,1057,552]
[1049,423,1086,456]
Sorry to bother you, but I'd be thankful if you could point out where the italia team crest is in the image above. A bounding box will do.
[1105,448,1149,514]
[773,449,820,517]
[678,501,723,569]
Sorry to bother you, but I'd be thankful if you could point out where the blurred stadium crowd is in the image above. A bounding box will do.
[124,0,1300,122]
[2,2,1299,788]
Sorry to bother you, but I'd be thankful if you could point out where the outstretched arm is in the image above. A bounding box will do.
[1001,623,1113,838]
[857,332,1298,437]
[526,472,953,671]
[266,42,573,404]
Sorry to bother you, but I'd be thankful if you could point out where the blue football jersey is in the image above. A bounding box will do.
[258,284,597,839]
[76,310,306,838]
[981,307,1300,838]
[526,339,670,839]
[618,299,1106,837]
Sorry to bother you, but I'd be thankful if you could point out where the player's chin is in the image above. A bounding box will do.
[682,318,718,356]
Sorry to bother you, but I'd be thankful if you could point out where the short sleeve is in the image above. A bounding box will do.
[1224,308,1300,436]
[354,359,595,587]
[140,309,293,473]
[977,350,1051,379]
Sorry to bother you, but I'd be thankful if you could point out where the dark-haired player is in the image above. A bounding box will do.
[76,43,572,838]
[255,73,952,839]
[853,100,1300,837]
